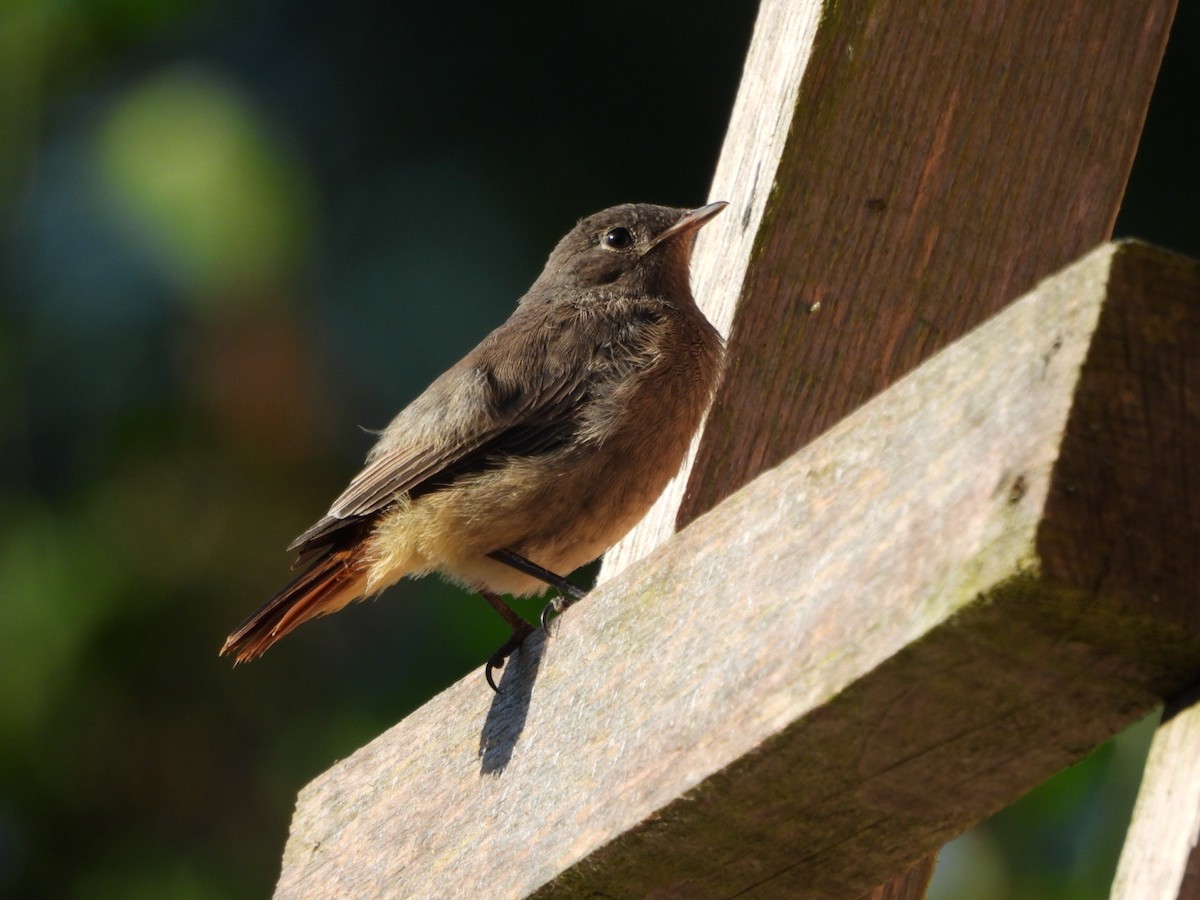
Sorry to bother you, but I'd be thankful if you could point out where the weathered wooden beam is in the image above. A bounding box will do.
[600,0,825,577]
[675,0,1178,526]
[1111,689,1200,900]
[608,0,1178,575]
[273,242,1200,898]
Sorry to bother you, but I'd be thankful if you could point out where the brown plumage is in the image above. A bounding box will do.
[221,202,726,678]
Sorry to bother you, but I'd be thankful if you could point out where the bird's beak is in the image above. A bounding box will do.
[645,201,729,252]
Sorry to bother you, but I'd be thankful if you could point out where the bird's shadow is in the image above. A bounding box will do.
[478,629,545,775]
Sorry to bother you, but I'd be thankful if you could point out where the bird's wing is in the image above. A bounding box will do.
[287,327,591,557]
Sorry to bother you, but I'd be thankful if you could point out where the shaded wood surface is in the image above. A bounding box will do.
[275,243,1200,898]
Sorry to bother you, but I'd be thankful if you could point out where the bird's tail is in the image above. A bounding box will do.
[221,548,368,663]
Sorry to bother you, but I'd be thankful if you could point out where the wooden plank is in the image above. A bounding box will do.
[273,243,1200,899]
[677,0,1177,527]
[600,0,823,578]
[1111,688,1200,900]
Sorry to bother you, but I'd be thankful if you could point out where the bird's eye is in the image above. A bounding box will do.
[603,227,633,250]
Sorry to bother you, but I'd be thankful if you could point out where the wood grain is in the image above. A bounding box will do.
[274,243,1200,898]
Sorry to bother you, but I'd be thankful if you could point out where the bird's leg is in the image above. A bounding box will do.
[486,548,588,630]
[480,589,535,692]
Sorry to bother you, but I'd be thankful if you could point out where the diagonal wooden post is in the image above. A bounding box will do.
[270,0,1186,896]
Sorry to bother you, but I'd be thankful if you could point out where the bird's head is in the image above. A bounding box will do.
[532,201,727,300]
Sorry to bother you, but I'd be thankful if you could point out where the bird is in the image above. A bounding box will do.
[221,201,727,689]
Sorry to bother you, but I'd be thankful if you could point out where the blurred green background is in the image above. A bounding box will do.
[0,2,1195,897]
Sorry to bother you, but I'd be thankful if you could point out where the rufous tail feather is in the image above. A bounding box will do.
[221,548,367,663]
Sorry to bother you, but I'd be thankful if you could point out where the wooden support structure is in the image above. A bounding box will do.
[1113,688,1200,900]
[274,242,1199,898]
[269,0,1197,896]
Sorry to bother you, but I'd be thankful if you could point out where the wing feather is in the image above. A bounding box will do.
[288,318,592,556]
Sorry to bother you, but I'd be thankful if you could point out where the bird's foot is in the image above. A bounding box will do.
[485,620,535,693]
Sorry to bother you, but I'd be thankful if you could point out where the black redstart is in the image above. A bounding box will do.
[222,201,727,688]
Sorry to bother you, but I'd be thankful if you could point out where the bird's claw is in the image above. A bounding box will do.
[540,597,566,631]
[484,621,534,693]
[540,588,586,630]
[483,586,587,691]
[485,654,504,693]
